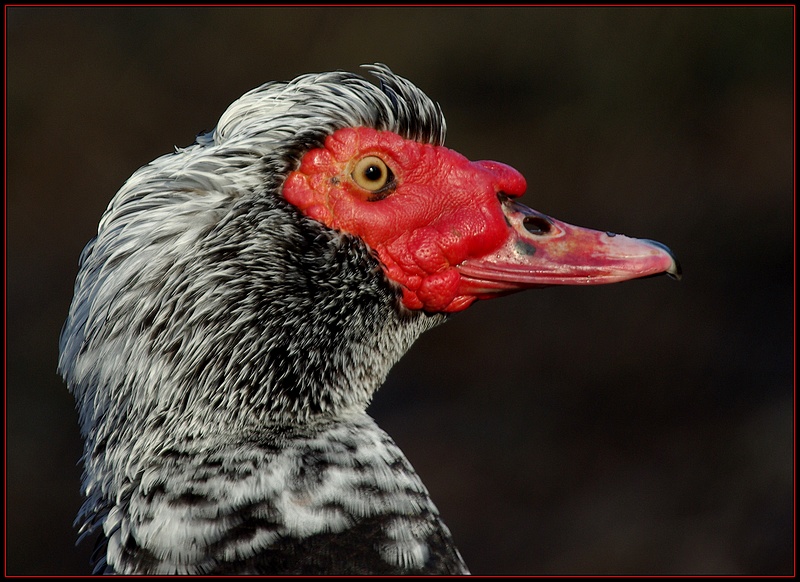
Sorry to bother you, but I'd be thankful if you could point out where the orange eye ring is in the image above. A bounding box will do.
[351,156,394,194]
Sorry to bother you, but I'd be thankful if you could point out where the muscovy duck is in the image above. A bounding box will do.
[58,64,680,575]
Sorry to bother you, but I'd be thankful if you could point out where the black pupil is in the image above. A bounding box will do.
[364,165,383,182]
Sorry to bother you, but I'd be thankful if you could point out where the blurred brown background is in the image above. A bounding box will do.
[6,6,793,575]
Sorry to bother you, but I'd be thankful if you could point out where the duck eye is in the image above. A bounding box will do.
[352,156,393,193]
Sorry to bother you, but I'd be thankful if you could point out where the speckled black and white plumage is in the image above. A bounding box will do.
[58,65,468,574]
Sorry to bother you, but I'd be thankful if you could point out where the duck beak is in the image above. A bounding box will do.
[456,198,681,298]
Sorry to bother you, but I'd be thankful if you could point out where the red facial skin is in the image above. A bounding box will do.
[283,127,680,313]
[284,127,526,312]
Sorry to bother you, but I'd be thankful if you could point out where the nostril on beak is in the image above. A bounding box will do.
[523,215,552,236]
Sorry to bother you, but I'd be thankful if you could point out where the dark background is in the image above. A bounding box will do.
[6,6,793,575]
